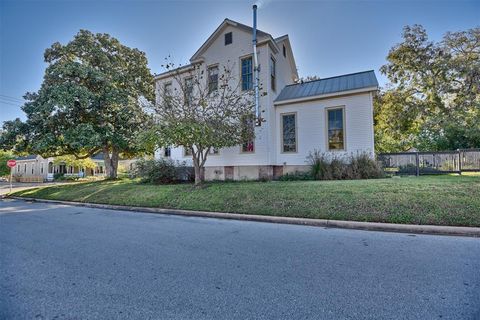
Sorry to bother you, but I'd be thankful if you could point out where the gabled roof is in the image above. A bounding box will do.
[190,18,272,62]
[273,34,298,81]
[275,70,378,104]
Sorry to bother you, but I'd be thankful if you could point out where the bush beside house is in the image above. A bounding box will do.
[281,151,385,181]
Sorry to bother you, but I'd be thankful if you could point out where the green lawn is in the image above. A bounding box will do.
[12,174,480,227]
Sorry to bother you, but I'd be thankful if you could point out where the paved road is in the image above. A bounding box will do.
[1,199,479,319]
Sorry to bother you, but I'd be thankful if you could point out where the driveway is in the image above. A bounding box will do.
[1,199,479,319]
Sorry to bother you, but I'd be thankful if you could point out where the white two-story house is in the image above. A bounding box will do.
[154,18,378,180]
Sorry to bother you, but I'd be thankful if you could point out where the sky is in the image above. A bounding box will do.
[0,0,479,123]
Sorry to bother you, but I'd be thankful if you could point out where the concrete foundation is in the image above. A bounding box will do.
[204,165,310,181]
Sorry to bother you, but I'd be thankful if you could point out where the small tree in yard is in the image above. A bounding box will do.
[0,30,155,179]
[154,61,255,186]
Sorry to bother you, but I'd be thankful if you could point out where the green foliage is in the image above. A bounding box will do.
[134,158,193,184]
[0,29,155,178]
[55,174,80,181]
[0,150,14,176]
[376,25,480,152]
[306,150,385,180]
[278,171,313,181]
[53,155,96,169]
[154,61,255,185]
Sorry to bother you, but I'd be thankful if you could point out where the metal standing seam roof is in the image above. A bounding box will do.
[275,70,378,103]
[15,155,37,161]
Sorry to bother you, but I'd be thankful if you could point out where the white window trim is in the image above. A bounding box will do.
[280,112,298,154]
[325,106,346,152]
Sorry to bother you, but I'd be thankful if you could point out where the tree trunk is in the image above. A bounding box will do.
[192,154,206,186]
[194,163,202,186]
[103,147,119,179]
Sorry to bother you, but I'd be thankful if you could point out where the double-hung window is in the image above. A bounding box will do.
[184,147,193,157]
[327,107,345,150]
[281,113,297,153]
[208,66,219,93]
[209,147,219,155]
[241,57,253,91]
[164,147,171,158]
[164,82,172,95]
[270,56,276,91]
[184,77,193,105]
[241,116,255,153]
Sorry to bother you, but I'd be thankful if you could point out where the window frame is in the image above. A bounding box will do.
[207,64,219,93]
[240,116,255,154]
[184,146,193,157]
[283,44,286,58]
[163,82,172,95]
[240,55,253,92]
[325,106,346,151]
[164,147,171,158]
[280,112,298,154]
[270,55,276,92]
[184,77,194,105]
[224,32,232,45]
[209,147,220,156]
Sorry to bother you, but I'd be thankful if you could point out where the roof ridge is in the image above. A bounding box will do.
[224,18,271,37]
[286,70,375,87]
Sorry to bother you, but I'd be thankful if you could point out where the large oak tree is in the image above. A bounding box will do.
[376,25,480,152]
[0,30,154,178]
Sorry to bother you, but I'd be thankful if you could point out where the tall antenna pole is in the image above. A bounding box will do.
[252,4,261,126]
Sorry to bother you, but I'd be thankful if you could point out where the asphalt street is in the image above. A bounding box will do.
[1,199,479,319]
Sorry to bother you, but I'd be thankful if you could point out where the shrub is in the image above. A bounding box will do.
[398,163,417,175]
[54,173,64,180]
[307,150,331,180]
[306,150,385,180]
[349,153,385,179]
[134,158,193,184]
[278,171,313,181]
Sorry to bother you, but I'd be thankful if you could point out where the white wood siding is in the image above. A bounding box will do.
[275,92,375,166]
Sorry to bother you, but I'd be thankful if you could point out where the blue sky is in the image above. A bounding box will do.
[0,0,479,123]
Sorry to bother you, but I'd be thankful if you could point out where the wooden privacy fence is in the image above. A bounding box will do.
[378,149,480,175]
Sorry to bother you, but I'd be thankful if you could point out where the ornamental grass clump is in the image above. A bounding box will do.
[306,150,384,180]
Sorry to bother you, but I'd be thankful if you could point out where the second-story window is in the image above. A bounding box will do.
[208,66,219,93]
[184,77,193,105]
[241,57,253,91]
[225,32,232,45]
[270,56,276,91]
[164,82,172,95]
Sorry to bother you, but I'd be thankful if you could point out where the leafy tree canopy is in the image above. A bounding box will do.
[53,155,96,169]
[0,30,155,178]
[376,25,480,152]
[154,61,255,185]
[0,150,14,177]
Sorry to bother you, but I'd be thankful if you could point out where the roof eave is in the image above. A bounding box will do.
[274,86,379,106]
[154,63,198,81]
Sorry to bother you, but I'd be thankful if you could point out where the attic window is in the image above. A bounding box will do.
[283,44,286,58]
[225,32,232,45]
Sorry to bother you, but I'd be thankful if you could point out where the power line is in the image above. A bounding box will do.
[0,99,22,107]
[0,94,24,103]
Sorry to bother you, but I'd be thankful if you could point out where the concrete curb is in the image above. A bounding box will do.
[7,196,480,237]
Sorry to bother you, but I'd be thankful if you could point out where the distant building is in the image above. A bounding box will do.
[13,154,137,182]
